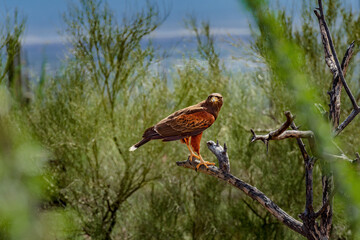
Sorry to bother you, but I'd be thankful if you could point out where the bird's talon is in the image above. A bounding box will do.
[195,162,209,171]
[204,161,216,166]
[189,154,200,162]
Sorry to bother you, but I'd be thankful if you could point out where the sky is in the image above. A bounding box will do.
[2,0,360,75]
[1,0,251,45]
[2,0,360,45]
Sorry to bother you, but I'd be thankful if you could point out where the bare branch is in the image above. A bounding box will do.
[290,122,311,162]
[251,130,314,142]
[314,2,359,237]
[334,108,360,136]
[268,111,294,137]
[314,199,330,219]
[329,42,355,128]
[324,152,360,163]
[251,111,316,155]
[290,122,316,225]
[355,153,360,163]
[207,140,230,173]
[176,148,306,237]
[313,9,336,75]
[314,3,359,111]
[250,111,294,145]
[315,11,358,135]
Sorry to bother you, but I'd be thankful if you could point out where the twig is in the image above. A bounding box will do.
[324,152,360,163]
[355,153,360,164]
[334,108,360,136]
[314,186,337,219]
[242,199,265,221]
[324,153,354,162]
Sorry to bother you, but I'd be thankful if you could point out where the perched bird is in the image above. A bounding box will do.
[129,93,223,170]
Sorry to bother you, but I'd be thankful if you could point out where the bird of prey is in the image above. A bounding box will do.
[129,93,223,170]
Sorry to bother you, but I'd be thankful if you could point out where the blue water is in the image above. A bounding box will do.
[22,35,253,78]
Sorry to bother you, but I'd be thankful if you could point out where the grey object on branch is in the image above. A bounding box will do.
[206,140,230,173]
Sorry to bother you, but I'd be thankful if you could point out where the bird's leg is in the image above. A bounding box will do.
[190,133,216,170]
[181,137,200,162]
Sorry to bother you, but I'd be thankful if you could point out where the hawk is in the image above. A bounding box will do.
[129,93,223,170]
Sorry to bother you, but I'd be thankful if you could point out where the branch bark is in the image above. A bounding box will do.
[251,130,314,142]
[314,1,359,238]
[207,140,230,173]
[251,111,316,155]
[314,2,359,111]
[250,111,294,143]
[290,122,314,217]
[334,108,360,136]
[329,42,355,128]
[252,112,323,239]
[176,142,306,237]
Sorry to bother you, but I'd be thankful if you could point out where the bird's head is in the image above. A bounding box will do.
[206,93,223,108]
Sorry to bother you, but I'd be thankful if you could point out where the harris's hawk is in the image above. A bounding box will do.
[129,93,223,170]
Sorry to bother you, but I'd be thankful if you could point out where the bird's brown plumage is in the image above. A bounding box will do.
[129,93,223,169]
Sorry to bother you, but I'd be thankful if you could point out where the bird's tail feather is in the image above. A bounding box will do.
[129,137,151,151]
[129,126,162,151]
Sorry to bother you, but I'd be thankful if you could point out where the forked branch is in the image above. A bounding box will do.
[251,111,316,154]
[176,141,306,237]
[314,1,359,111]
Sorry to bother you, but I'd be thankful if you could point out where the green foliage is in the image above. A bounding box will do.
[0,86,72,240]
[0,12,68,240]
[27,1,170,239]
[0,10,25,103]
[1,0,360,239]
[242,0,360,239]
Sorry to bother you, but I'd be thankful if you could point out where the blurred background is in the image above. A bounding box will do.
[0,0,360,239]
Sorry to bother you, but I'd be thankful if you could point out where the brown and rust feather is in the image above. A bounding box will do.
[156,111,215,139]
[129,93,223,151]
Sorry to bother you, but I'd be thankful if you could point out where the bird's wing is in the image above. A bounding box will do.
[154,109,215,137]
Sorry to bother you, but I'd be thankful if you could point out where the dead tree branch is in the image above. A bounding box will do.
[314,188,336,219]
[251,130,314,142]
[324,152,360,163]
[290,121,315,220]
[251,111,324,239]
[251,112,316,155]
[250,111,293,143]
[314,0,360,237]
[175,1,359,239]
[176,142,306,237]
[314,1,359,111]
[207,140,230,173]
[329,42,355,128]
[334,108,360,136]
